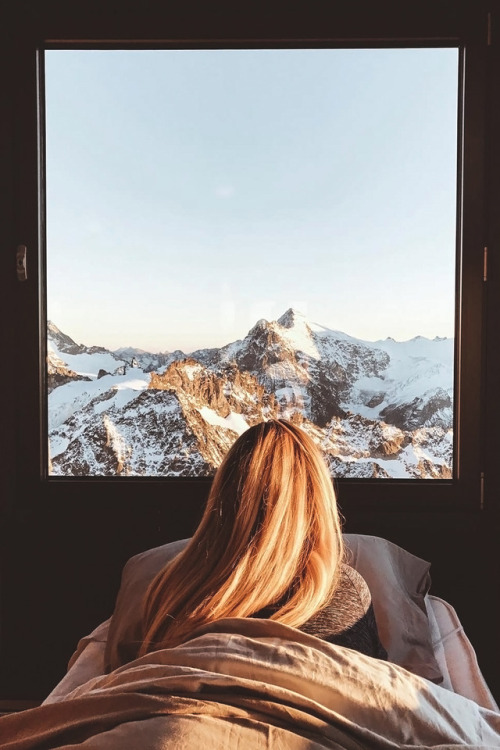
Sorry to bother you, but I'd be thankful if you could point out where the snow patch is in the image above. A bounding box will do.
[198,407,249,435]
[48,371,149,430]
[183,363,204,380]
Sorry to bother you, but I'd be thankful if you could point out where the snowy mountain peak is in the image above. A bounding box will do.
[277,308,308,329]
[250,318,270,335]
[48,320,85,355]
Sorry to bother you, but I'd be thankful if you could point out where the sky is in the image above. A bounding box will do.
[45,48,459,353]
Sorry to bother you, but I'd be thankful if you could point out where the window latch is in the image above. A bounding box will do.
[16,244,27,282]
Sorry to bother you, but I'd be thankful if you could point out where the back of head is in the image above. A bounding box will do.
[140,419,344,654]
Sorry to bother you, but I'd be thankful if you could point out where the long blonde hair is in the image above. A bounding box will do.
[139,419,344,654]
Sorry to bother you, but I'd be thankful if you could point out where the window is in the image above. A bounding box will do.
[45,48,459,482]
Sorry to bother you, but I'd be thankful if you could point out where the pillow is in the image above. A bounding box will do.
[104,534,442,683]
[343,534,442,683]
[105,537,189,672]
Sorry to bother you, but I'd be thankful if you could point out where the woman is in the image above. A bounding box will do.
[140,419,386,659]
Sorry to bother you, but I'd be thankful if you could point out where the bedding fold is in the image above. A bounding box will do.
[2,618,499,749]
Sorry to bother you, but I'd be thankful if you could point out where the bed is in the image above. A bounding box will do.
[1,535,499,749]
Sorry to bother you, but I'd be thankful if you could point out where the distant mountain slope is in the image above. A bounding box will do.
[47,311,453,478]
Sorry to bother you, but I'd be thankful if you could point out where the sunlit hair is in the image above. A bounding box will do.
[139,419,344,654]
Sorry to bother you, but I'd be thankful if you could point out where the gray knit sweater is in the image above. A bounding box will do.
[255,564,387,660]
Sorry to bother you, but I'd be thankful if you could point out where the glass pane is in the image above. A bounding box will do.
[45,48,458,478]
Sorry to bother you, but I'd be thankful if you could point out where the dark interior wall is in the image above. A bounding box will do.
[1,494,499,702]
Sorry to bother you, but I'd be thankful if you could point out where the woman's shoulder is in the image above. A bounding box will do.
[299,563,371,638]
[301,563,387,660]
[333,563,373,614]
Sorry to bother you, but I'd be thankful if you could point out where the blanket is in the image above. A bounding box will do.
[2,618,500,749]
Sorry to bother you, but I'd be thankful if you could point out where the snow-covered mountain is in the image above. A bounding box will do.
[47,311,453,478]
[112,345,183,373]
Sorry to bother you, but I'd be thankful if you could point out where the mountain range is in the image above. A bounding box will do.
[47,310,453,479]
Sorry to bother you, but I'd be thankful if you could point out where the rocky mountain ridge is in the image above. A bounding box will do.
[47,312,453,478]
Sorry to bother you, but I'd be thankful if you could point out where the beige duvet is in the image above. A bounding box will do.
[2,618,499,749]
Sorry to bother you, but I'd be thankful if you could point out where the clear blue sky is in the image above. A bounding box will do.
[45,48,458,352]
